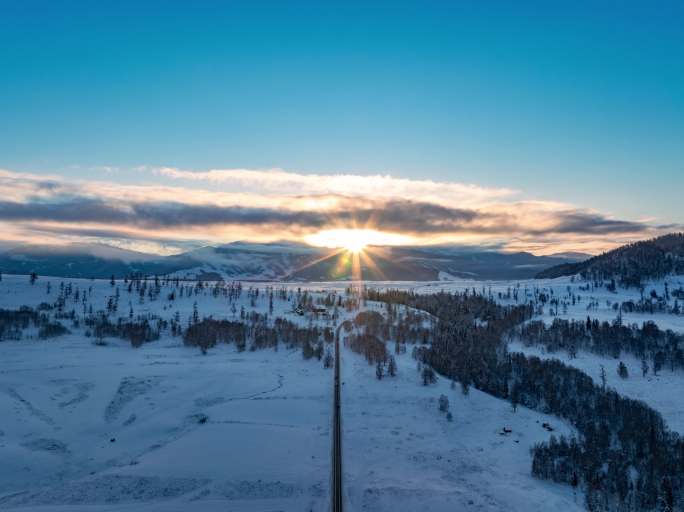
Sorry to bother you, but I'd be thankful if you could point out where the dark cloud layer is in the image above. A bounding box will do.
[536,211,647,235]
[0,195,651,238]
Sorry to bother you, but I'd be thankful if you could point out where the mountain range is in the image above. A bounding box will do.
[0,241,588,281]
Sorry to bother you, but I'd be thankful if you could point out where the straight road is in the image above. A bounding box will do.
[331,325,343,512]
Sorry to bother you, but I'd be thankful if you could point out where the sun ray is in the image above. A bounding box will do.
[358,248,387,281]
[364,245,419,277]
[283,247,347,279]
[350,250,363,281]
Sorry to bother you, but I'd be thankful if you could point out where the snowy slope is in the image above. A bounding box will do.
[341,344,583,512]
[0,275,333,510]
[0,344,331,511]
[169,244,322,281]
[509,342,684,435]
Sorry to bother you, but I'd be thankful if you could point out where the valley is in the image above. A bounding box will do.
[0,264,683,511]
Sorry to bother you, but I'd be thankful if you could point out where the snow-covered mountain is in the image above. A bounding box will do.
[0,242,585,281]
[0,243,193,279]
[170,242,328,281]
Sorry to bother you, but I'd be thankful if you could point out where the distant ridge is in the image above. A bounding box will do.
[0,241,580,281]
[0,242,195,279]
[545,251,591,261]
[536,233,684,286]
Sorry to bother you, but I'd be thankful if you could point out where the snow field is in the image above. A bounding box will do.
[1,272,683,511]
[0,337,331,511]
[340,340,583,512]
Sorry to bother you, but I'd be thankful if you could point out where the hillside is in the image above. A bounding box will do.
[0,244,197,279]
[536,233,684,286]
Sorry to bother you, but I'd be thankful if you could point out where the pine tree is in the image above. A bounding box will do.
[387,355,397,377]
[422,366,436,385]
[375,361,384,380]
[599,365,607,389]
[438,394,449,413]
[659,477,674,512]
[323,350,333,369]
[510,383,520,412]
[192,302,199,325]
[617,361,629,379]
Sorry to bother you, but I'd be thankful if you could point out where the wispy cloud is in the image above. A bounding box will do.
[152,167,517,208]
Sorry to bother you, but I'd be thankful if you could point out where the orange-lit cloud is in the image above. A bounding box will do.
[0,168,675,255]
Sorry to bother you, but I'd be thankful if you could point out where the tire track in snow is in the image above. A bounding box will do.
[126,372,287,466]
[5,387,57,428]
[104,376,161,423]
[194,372,284,408]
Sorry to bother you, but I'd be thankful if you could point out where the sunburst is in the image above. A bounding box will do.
[303,228,412,281]
[305,229,409,254]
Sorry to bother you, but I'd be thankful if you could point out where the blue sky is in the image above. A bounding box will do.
[0,1,682,253]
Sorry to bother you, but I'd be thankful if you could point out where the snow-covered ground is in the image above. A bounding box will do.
[0,337,331,511]
[0,275,337,510]
[509,341,684,435]
[255,275,684,331]
[1,273,683,511]
[341,343,583,512]
[379,276,684,331]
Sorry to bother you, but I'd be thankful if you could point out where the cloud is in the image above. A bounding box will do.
[0,168,667,254]
[152,166,517,208]
[534,211,648,235]
[0,195,652,237]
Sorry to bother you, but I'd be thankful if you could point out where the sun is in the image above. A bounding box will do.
[305,228,411,252]
[342,237,367,254]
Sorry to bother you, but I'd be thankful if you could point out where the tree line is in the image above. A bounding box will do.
[183,314,327,359]
[0,307,69,341]
[515,317,684,374]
